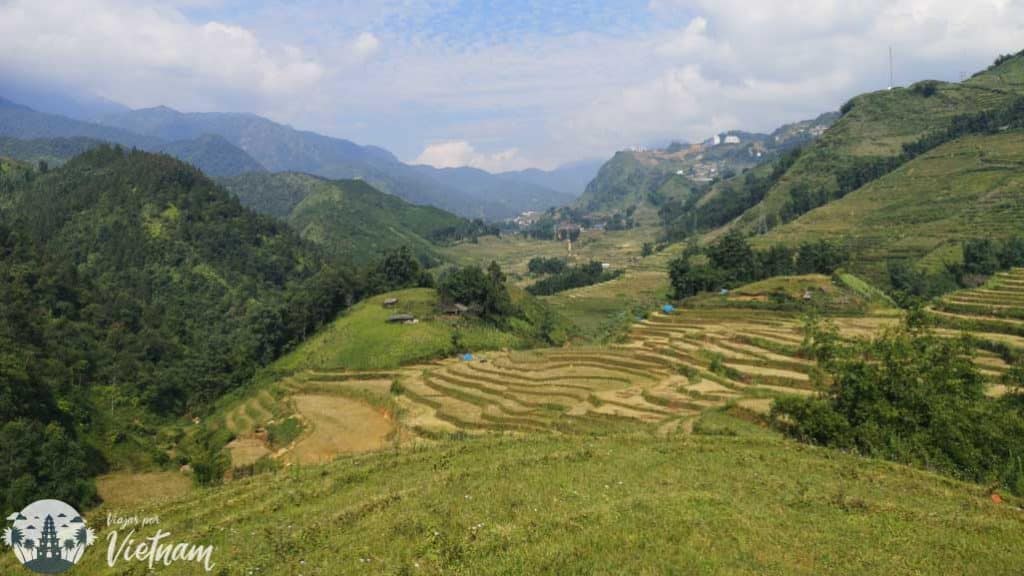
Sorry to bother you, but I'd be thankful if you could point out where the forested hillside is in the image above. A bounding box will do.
[0,147,356,512]
[222,172,486,264]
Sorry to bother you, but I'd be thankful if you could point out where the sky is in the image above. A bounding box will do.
[1,0,1023,171]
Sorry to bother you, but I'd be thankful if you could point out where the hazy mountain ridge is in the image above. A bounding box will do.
[498,158,605,198]
[0,99,266,177]
[101,106,571,220]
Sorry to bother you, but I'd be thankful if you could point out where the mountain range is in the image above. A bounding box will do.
[0,97,593,220]
[98,105,579,219]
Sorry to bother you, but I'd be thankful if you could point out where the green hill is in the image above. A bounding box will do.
[221,172,468,265]
[755,131,1024,282]
[0,147,355,511]
[38,420,1024,575]
[729,54,1024,233]
[576,114,837,217]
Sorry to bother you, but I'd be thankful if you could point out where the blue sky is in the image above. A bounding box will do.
[1,1,1022,170]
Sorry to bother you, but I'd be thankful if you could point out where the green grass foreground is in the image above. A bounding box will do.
[55,413,1024,575]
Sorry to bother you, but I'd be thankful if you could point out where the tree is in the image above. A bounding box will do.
[641,242,654,258]
[668,257,723,299]
[758,244,796,277]
[706,230,756,282]
[963,238,1001,276]
[369,246,428,292]
[438,264,513,322]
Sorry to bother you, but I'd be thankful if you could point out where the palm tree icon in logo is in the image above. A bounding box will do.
[3,500,95,574]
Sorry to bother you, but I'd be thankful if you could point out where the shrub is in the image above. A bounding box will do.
[773,318,1024,494]
[526,261,621,296]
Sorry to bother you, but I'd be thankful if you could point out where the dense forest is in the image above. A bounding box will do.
[0,147,358,513]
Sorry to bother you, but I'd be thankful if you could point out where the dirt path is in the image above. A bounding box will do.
[289,395,395,464]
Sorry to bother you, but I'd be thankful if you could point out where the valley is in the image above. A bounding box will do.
[3,32,1024,575]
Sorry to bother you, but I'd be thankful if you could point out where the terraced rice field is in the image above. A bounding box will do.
[928,267,1024,386]
[224,269,1024,466]
[231,308,901,466]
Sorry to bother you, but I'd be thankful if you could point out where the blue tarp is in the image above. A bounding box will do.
[662,304,675,313]
[462,353,474,361]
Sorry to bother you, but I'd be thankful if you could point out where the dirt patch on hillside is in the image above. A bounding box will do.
[97,471,191,507]
[227,437,272,467]
[288,395,395,464]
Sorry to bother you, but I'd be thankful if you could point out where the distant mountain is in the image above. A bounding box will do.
[156,134,265,177]
[100,106,569,220]
[0,80,129,121]
[411,164,576,217]
[221,172,468,265]
[575,113,838,215]
[0,100,266,177]
[0,97,160,148]
[499,159,604,198]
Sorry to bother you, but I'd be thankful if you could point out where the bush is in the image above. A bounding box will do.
[527,256,567,275]
[526,261,621,296]
[267,417,303,448]
[911,81,939,98]
[772,319,1024,494]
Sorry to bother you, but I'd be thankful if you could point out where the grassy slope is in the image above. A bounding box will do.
[223,172,465,264]
[733,56,1024,232]
[271,288,519,372]
[270,287,570,373]
[53,414,1024,575]
[755,131,1024,281]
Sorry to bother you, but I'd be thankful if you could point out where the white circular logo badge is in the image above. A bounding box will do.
[3,499,95,574]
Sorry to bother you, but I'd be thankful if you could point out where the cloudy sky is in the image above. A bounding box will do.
[1,0,1022,171]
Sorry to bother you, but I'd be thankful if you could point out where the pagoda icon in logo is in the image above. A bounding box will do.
[3,499,95,574]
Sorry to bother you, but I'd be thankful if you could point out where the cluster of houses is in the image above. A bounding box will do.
[383,297,469,325]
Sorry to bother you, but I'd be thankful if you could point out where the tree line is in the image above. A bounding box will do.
[527,261,622,296]
[888,235,1024,303]
[669,230,847,299]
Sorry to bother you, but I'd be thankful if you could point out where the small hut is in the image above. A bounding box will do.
[441,303,470,316]
[382,297,399,308]
[387,313,417,324]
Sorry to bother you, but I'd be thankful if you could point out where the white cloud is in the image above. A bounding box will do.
[0,0,323,111]
[2,1,1024,169]
[351,32,381,60]
[413,140,528,172]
